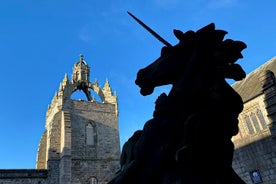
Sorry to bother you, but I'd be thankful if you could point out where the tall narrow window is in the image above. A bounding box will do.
[86,123,94,145]
[244,115,254,135]
[91,177,98,184]
[256,109,268,129]
[250,113,261,132]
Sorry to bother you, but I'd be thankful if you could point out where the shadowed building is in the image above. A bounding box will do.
[0,55,120,184]
[232,56,276,183]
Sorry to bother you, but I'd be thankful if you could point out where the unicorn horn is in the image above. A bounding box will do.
[127,11,172,47]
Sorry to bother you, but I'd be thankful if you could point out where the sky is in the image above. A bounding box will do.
[1,0,276,169]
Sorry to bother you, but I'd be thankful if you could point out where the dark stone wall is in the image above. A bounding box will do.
[0,169,47,184]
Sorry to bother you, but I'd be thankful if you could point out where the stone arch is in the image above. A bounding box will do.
[90,176,98,184]
[71,88,102,102]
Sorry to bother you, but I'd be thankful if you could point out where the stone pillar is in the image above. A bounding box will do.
[59,111,72,183]
[259,70,276,137]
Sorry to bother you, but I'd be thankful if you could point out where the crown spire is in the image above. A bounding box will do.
[80,54,84,62]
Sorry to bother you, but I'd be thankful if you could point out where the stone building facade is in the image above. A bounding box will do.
[0,55,120,184]
[232,56,276,184]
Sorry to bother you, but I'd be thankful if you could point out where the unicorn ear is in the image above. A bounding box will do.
[196,23,215,34]
[173,29,184,40]
[174,29,195,42]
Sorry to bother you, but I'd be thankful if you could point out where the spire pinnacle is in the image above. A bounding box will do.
[80,54,84,62]
[104,78,111,89]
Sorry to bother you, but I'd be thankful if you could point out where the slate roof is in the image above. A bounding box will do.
[232,57,276,102]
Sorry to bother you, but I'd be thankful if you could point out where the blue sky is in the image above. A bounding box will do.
[1,0,276,168]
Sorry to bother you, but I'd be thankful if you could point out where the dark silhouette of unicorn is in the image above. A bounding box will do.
[109,16,247,184]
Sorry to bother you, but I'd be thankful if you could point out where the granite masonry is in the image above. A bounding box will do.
[0,55,120,184]
[232,56,276,184]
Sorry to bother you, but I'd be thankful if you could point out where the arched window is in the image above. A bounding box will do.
[86,123,96,145]
[71,88,102,102]
[250,112,261,132]
[244,115,254,135]
[90,177,98,184]
[256,109,268,129]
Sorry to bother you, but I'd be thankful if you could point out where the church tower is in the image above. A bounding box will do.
[36,55,120,184]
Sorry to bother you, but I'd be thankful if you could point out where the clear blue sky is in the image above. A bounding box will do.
[0,0,276,169]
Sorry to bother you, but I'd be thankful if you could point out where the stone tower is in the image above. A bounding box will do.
[36,55,120,184]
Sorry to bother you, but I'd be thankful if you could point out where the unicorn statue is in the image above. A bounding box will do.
[109,12,247,184]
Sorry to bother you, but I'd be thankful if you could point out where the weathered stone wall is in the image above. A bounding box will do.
[37,98,120,183]
[71,159,119,184]
[36,131,47,169]
[59,110,72,184]
[46,160,60,184]
[46,111,62,161]
[232,80,276,183]
[68,100,120,183]
[233,137,276,184]
[0,169,47,184]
